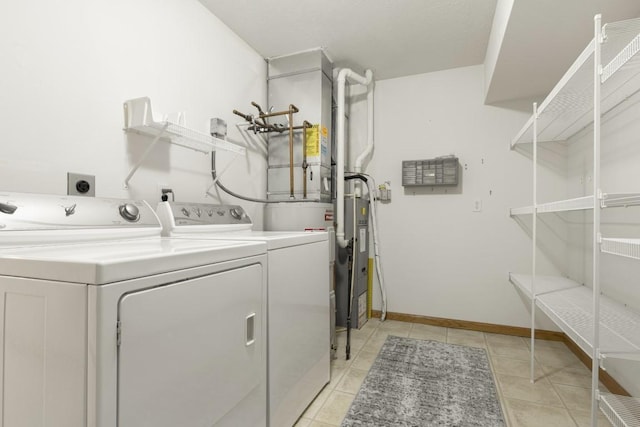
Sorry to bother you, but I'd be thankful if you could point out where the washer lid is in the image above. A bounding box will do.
[0,237,266,284]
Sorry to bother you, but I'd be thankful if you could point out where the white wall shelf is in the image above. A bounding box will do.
[538,285,640,357]
[511,18,640,148]
[122,97,245,187]
[601,238,640,260]
[510,193,640,216]
[537,196,595,213]
[601,193,640,208]
[510,196,594,216]
[509,15,640,427]
[599,393,640,427]
[508,273,581,299]
[509,206,534,216]
[509,273,640,358]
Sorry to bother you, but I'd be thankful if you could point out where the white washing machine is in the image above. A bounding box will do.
[156,201,330,427]
[0,192,268,427]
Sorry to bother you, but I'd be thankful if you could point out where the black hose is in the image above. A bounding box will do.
[346,238,354,360]
[344,173,368,183]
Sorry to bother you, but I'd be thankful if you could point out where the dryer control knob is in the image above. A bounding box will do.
[0,202,17,215]
[119,203,140,222]
[230,207,243,220]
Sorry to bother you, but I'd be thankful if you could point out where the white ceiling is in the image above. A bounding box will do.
[199,0,497,80]
[486,0,640,105]
[199,0,640,105]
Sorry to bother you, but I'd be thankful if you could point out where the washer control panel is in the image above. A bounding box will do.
[166,202,252,226]
[0,192,159,231]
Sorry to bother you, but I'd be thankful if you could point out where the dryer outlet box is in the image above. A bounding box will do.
[67,173,95,197]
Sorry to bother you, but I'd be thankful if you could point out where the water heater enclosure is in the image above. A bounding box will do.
[267,50,333,201]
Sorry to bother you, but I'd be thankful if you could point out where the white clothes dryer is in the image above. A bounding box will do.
[0,192,267,427]
[156,201,330,427]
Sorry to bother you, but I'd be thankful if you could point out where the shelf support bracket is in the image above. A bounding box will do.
[123,123,169,189]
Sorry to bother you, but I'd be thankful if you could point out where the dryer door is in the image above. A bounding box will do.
[117,263,265,427]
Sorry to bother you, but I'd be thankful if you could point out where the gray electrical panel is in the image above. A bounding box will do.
[267,50,333,201]
[335,197,369,329]
[402,156,459,186]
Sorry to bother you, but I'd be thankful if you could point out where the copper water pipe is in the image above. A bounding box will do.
[257,104,299,119]
[287,105,295,198]
[302,121,311,199]
[245,123,310,134]
[258,103,300,198]
[234,103,301,198]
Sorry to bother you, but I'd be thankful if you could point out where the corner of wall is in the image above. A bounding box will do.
[483,0,515,104]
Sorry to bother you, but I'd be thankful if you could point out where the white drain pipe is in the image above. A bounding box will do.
[353,79,375,197]
[336,68,373,249]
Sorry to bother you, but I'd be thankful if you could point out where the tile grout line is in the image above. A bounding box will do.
[315,319,384,426]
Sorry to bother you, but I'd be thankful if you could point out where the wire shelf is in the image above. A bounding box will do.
[537,196,594,213]
[509,273,580,299]
[509,206,534,216]
[509,274,640,357]
[601,238,640,260]
[601,193,640,208]
[538,285,640,356]
[602,33,640,82]
[509,196,594,216]
[509,15,640,427]
[600,393,640,427]
[123,97,246,155]
[511,17,640,147]
[509,193,640,218]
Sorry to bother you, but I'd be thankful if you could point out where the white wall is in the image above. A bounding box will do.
[348,65,563,329]
[0,0,268,225]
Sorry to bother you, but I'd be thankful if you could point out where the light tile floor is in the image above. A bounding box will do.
[294,319,614,427]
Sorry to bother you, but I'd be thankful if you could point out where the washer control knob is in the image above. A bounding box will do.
[194,208,201,217]
[207,209,214,217]
[65,204,77,216]
[181,208,190,217]
[0,202,17,215]
[119,203,140,222]
[230,207,243,220]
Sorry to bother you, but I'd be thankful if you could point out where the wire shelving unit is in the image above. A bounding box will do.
[509,15,640,427]
[122,97,246,187]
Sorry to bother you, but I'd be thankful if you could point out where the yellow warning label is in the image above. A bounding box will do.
[321,126,328,138]
[306,124,320,157]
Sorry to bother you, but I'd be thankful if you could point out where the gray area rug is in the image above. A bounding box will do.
[341,335,506,427]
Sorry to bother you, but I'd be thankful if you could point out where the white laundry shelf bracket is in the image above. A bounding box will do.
[122,97,246,188]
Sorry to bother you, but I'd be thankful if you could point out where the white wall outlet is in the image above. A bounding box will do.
[67,172,95,197]
[473,199,482,212]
